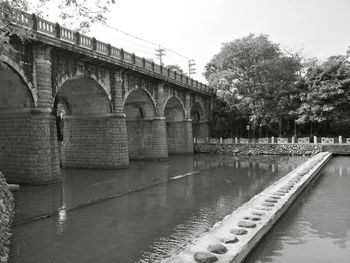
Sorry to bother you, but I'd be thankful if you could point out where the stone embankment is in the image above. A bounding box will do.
[195,143,321,156]
[0,172,14,263]
[163,152,332,263]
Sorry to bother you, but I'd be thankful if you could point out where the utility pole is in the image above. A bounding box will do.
[188,59,196,77]
[155,45,166,66]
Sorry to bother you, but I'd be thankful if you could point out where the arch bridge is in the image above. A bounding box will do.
[0,11,215,184]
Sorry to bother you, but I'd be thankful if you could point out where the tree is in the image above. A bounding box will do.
[167,64,186,75]
[0,0,115,60]
[295,53,350,127]
[204,34,302,136]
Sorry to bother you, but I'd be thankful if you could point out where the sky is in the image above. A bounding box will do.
[41,0,350,83]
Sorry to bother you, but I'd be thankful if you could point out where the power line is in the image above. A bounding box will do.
[96,21,193,61]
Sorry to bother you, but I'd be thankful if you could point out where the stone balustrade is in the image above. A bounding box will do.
[194,136,350,145]
[10,9,214,96]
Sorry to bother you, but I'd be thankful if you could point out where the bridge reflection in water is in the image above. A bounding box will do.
[10,154,307,263]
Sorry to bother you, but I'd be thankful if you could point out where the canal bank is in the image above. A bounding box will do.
[0,172,14,263]
[194,143,321,156]
[164,152,331,263]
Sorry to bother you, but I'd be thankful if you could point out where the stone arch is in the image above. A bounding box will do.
[123,88,157,118]
[0,61,35,109]
[191,101,205,123]
[123,88,157,159]
[164,96,185,121]
[55,76,112,116]
[55,73,111,101]
[191,100,208,139]
[164,96,193,154]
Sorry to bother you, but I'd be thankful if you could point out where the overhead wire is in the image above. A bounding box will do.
[95,21,193,61]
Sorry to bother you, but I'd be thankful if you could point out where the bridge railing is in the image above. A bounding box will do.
[194,136,349,145]
[9,9,215,95]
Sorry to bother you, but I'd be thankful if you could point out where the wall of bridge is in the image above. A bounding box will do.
[0,44,212,185]
[62,114,128,168]
[167,120,194,154]
[192,121,210,139]
[126,118,168,159]
[0,109,60,184]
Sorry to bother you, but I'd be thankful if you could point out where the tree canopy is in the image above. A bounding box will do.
[166,64,186,75]
[295,54,350,124]
[204,34,302,129]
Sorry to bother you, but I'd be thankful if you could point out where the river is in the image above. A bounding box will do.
[244,156,350,263]
[10,154,307,263]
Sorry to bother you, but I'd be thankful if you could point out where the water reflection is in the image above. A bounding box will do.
[10,154,307,263]
[244,157,350,263]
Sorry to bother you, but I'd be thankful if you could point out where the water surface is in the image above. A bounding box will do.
[10,154,307,263]
[245,156,350,263]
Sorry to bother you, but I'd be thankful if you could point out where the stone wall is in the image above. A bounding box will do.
[194,143,322,156]
[0,109,60,185]
[0,172,14,263]
[193,121,209,139]
[62,114,129,168]
[126,119,154,159]
[167,120,194,154]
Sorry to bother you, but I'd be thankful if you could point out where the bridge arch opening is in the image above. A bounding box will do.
[0,63,61,184]
[123,88,157,159]
[164,96,185,122]
[55,77,112,116]
[164,96,192,154]
[55,77,120,168]
[0,63,34,110]
[191,101,206,139]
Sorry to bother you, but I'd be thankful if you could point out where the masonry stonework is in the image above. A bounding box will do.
[0,109,60,184]
[0,20,214,184]
[62,114,128,168]
[167,120,194,154]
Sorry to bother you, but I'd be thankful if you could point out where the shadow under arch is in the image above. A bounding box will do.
[164,96,193,154]
[54,76,128,169]
[191,101,207,139]
[163,95,186,121]
[55,76,112,116]
[123,88,158,159]
[0,62,35,110]
[0,62,60,184]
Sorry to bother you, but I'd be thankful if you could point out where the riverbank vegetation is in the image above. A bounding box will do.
[205,34,350,138]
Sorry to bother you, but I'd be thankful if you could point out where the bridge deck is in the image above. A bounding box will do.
[10,10,214,96]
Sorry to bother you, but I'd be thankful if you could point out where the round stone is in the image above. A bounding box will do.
[194,252,218,263]
[220,235,239,244]
[252,211,265,216]
[230,228,248,235]
[243,216,261,221]
[207,243,228,254]
[238,220,257,228]
[262,202,274,207]
[258,207,272,211]
[265,198,278,203]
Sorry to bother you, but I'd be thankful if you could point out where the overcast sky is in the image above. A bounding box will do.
[45,0,350,83]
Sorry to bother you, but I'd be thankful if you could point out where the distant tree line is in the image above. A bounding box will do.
[205,34,350,138]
